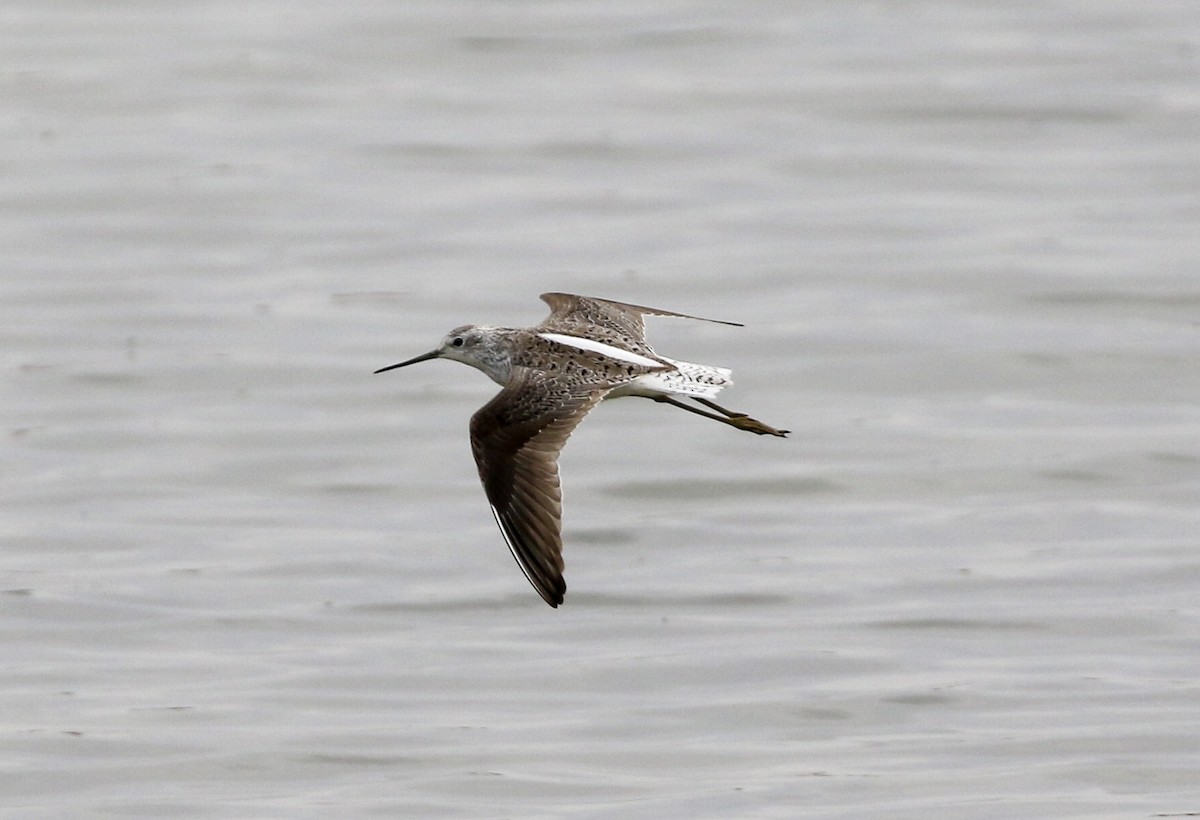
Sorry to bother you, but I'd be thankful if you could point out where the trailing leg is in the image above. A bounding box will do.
[651,395,789,437]
[691,396,748,418]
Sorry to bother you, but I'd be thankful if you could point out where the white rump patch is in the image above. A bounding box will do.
[538,332,664,369]
[610,356,733,400]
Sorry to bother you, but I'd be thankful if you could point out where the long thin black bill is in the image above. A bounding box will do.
[374,350,440,374]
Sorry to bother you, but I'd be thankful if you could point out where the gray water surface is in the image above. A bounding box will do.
[3,1,1199,817]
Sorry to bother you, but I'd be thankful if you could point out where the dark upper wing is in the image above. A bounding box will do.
[468,368,606,607]
[537,292,742,357]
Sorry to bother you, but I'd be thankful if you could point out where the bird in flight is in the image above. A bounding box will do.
[375,292,788,607]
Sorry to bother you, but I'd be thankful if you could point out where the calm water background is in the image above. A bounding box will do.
[3,1,1199,817]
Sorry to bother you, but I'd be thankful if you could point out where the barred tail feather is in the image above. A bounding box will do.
[630,357,732,399]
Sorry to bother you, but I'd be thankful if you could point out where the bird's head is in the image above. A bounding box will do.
[374,325,510,383]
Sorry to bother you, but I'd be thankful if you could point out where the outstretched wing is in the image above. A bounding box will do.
[469,368,606,607]
[537,292,742,357]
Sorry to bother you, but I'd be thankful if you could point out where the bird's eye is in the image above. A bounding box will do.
[451,337,465,347]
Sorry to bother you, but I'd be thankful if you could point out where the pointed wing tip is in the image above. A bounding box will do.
[486,503,568,609]
[534,573,567,608]
[530,575,566,608]
[540,292,744,327]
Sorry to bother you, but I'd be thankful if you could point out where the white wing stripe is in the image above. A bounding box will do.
[537,332,664,369]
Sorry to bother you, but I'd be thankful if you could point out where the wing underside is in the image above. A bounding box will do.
[469,369,605,607]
